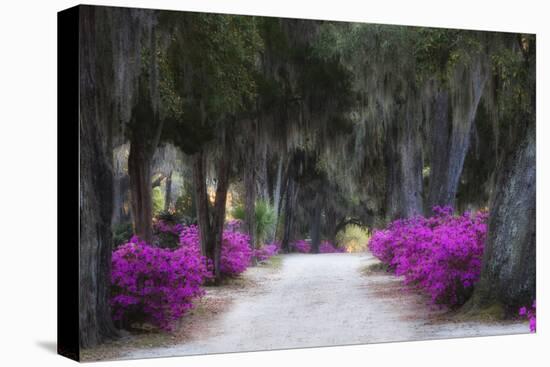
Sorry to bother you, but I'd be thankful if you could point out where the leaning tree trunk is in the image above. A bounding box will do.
[467,122,535,312]
[427,58,489,212]
[78,7,118,348]
[128,139,154,243]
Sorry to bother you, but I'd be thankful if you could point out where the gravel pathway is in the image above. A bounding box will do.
[125,252,527,359]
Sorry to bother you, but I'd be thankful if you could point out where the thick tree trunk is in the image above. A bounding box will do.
[191,148,230,281]
[310,197,322,253]
[426,90,452,211]
[324,208,338,244]
[211,152,230,280]
[467,122,535,312]
[164,170,172,212]
[385,103,423,221]
[79,8,118,348]
[255,143,270,201]
[281,178,296,252]
[128,140,153,243]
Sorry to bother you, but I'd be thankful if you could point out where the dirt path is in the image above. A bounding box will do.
[123,253,526,359]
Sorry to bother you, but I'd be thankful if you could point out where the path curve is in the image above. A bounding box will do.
[126,253,526,359]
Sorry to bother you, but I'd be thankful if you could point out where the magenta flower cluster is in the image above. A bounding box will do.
[519,300,536,332]
[292,239,311,253]
[179,224,253,276]
[319,240,346,253]
[110,236,211,330]
[368,206,488,306]
[219,230,253,275]
[154,219,184,235]
[253,241,280,262]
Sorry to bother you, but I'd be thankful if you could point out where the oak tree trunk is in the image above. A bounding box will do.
[78,7,118,348]
[128,140,153,243]
[191,148,231,281]
[282,178,298,252]
[385,103,423,221]
[468,122,535,311]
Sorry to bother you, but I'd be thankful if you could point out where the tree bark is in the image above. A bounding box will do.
[427,58,489,212]
[210,151,230,280]
[385,103,423,221]
[244,121,257,259]
[192,151,210,256]
[164,170,173,212]
[282,178,298,252]
[271,155,284,242]
[467,122,535,311]
[310,197,322,253]
[128,139,153,243]
[191,148,230,281]
[79,7,118,348]
[426,89,452,212]
[324,208,338,244]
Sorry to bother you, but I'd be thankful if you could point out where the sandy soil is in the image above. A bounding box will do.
[118,252,527,360]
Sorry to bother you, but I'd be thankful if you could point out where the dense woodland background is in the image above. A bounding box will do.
[78,5,535,348]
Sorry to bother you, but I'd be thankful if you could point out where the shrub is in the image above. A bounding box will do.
[110,236,211,330]
[231,200,276,247]
[292,239,311,253]
[179,224,253,277]
[152,217,184,249]
[174,190,196,224]
[113,222,133,248]
[319,240,346,253]
[368,206,488,307]
[335,224,370,252]
[253,241,280,262]
[220,230,253,275]
[519,300,536,332]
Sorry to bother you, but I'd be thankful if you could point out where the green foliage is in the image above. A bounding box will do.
[113,222,133,248]
[174,190,196,224]
[232,200,276,247]
[152,186,164,216]
[336,224,370,253]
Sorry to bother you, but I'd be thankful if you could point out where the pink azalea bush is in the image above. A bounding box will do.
[254,241,280,262]
[220,230,253,275]
[110,236,211,330]
[519,300,536,332]
[368,206,488,306]
[292,239,311,253]
[179,224,253,277]
[319,240,346,253]
[153,219,185,249]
